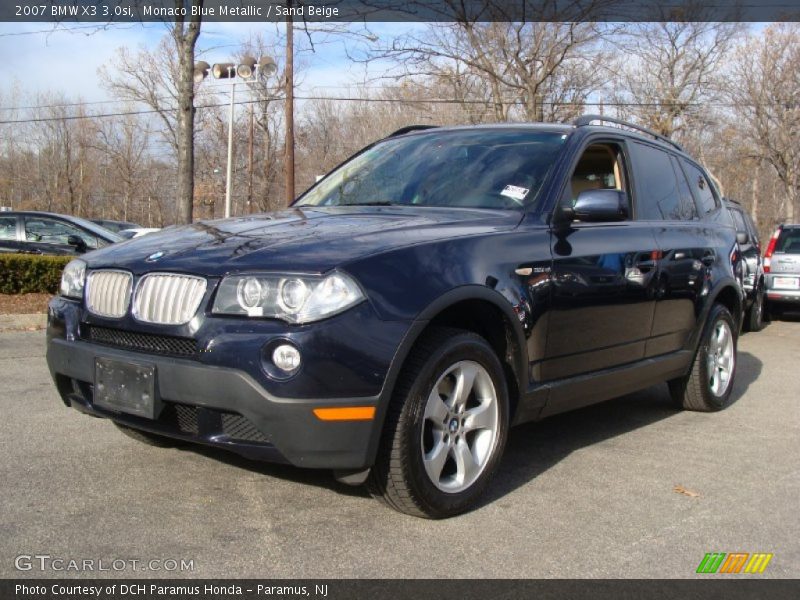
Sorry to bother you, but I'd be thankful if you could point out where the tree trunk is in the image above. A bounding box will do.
[284,8,295,206]
[172,5,203,225]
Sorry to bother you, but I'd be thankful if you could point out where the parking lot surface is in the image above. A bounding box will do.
[1,321,798,578]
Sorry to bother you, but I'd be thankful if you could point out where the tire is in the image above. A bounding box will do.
[766,302,781,322]
[669,303,737,412]
[114,422,181,448]
[743,287,764,332]
[367,327,509,518]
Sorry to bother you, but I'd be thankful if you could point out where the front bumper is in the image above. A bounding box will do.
[46,298,412,470]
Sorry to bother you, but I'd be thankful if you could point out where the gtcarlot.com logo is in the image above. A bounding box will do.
[696,552,773,574]
[14,554,194,572]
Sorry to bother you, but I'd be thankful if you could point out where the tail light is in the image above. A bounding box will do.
[763,228,781,273]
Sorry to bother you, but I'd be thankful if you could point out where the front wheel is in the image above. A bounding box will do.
[368,327,509,518]
[669,303,737,412]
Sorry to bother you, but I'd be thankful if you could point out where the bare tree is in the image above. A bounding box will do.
[96,113,151,221]
[728,23,800,224]
[172,8,203,224]
[236,34,288,213]
[610,20,743,139]
[29,95,100,216]
[99,5,203,224]
[360,4,607,122]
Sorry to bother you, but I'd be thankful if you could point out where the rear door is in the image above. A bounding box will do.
[629,144,711,357]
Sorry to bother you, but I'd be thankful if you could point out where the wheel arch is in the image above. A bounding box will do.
[711,281,743,332]
[364,286,529,468]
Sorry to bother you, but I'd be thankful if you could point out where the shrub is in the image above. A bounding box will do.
[0,254,72,294]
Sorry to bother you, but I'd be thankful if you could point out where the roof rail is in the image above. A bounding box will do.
[573,114,683,152]
[386,125,439,138]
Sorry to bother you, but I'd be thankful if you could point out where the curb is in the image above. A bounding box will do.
[0,313,47,331]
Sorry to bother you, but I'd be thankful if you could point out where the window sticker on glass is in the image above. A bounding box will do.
[501,184,529,201]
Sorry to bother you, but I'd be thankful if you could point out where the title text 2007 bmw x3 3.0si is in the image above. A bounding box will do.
[47,116,743,518]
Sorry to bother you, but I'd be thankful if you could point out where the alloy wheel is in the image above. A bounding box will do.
[707,319,735,396]
[420,360,500,493]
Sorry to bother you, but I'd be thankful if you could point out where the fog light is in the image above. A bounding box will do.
[272,344,301,372]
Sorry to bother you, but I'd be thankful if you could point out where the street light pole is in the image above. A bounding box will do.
[195,56,275,219]
[224,79,236,218]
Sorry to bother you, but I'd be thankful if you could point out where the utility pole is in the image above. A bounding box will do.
[284,1,295,206]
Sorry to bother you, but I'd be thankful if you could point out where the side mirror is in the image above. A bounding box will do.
[66,234,87,252]
[560,189,629,223]
[736,231,749,245]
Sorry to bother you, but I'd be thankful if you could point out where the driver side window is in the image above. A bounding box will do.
[569,142,630,216]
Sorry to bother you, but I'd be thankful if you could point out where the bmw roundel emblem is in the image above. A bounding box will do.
[146,251,165,262]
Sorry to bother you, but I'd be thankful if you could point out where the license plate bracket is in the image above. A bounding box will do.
[94,357,161,419]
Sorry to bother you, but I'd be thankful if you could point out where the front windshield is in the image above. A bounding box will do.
[296,129,567,211]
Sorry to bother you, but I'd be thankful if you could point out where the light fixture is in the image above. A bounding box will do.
[272,344,301,373]
[192,55,277,219]
[237,56,257,79]
[257,56,278,77]
[193,61,210,83]
[212,62,235,79]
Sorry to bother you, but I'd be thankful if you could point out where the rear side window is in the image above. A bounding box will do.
[742,211,760,246]
[0,216,16,241]
[682,161,719,214]
[730,208,747,233]
[671,156,699,220]
[631,142,688,221]
[776,229,800,254]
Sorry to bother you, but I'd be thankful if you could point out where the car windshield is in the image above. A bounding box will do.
[66,216,123,242]
[295,129,567,211]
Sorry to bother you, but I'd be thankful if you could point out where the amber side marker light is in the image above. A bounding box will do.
[313,407,376,421]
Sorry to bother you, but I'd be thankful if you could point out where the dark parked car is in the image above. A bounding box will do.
[0,211,122,255]
[46,117,743,518]
[764,223,800,318]
[723,198,765,331]
[91,219,141,233]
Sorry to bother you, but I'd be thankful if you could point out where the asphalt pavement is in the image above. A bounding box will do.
[1,319,798,578]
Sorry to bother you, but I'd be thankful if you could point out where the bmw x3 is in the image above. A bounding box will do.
[47,116,743,518]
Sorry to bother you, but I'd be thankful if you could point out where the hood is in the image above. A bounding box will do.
[82,206,522,276]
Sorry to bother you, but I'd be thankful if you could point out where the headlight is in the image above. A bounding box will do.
[212,271,365,323]
[59,259,86,299]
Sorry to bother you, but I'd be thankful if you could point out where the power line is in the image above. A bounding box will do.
[0,23,153,37]
[1,93,796,125]
[0,84,397,112]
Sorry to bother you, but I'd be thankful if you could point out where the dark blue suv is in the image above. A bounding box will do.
[46,116,743,518]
